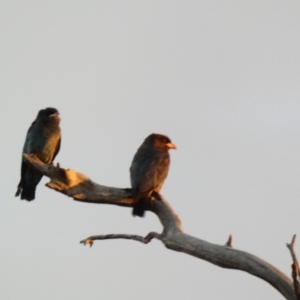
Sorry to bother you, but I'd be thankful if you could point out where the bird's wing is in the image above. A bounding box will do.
[132,154,170,195]
[51,137,61,163]
[22,121,36,154]
[16,121,37,196]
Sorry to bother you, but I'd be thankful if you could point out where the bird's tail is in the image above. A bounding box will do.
[15,182,36,201]
[132,201,145,217]
[21,187,36,201]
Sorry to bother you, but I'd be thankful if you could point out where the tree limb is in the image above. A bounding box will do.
[23,154,296,299]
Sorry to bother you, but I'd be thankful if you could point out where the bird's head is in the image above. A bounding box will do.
[36,107,60,123]
[144,133,176,150]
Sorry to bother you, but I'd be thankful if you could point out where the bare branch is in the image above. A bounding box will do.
[24,155,296,300]
[23,153,133,206]
[287,235,298,266]
[287,235,300,299]
[23,154,183,234]
[80,232,162,247]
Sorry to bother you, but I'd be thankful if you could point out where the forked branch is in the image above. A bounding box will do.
[287,235,300,299]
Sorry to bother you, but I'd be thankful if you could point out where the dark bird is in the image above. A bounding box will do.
[130,133,176,217]
[15,107,61,201]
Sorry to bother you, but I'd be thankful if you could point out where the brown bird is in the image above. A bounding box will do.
[130,133,176,217]
[15,108,61,201]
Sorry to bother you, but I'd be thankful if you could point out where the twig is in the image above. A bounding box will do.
[225,234,233,247]
[80,232,162,247]
[287,235,300,299]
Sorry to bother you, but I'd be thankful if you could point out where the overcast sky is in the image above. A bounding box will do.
[1,1,300,299]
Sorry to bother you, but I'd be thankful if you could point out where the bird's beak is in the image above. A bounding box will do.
[166,142,176,149]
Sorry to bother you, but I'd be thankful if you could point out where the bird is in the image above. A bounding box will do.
[15,107,61,201]
[130,133,176,217]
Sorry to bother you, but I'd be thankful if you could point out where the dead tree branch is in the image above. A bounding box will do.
[24,154,296,300]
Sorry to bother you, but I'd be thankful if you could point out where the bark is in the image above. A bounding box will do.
[24,154,297,300]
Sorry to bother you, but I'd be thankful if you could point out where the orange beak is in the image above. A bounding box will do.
[166,142,177,149]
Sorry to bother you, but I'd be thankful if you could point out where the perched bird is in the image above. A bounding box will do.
[15,107,61,201]
[130,133,176,217]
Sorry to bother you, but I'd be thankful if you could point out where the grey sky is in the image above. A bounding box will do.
[1,1,300,299]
